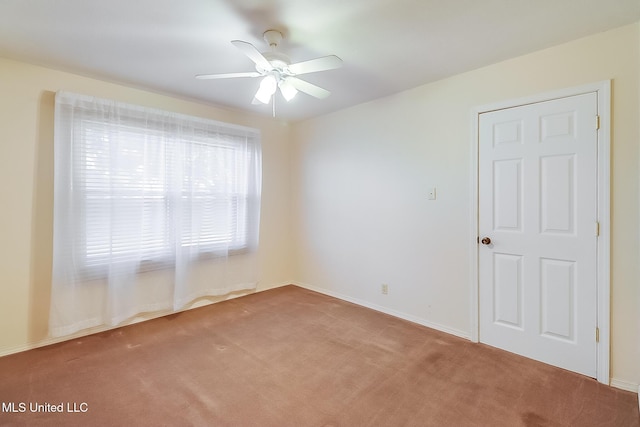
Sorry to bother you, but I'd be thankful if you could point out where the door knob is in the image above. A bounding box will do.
[481,237,491,245]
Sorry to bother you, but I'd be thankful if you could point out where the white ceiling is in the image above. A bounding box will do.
[1,0,638,122]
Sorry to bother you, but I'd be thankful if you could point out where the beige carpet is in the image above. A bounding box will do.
[0,285,637,426]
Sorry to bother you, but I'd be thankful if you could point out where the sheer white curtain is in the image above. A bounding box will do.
[50,91,261,337]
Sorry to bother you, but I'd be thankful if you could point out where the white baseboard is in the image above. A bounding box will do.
[0,282,294,359]
[292,282,640,399]
[292,281,470,340]
[609,378,640,394]
[4,280,636,401]
[0,324,120,359]
[257,281,293,292]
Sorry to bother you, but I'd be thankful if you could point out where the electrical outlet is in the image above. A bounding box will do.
[381,284,389,295]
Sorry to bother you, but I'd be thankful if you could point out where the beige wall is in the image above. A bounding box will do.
[291,23,639,388]
[0,57,294,354]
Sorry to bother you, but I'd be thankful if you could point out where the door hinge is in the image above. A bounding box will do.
[595,115,600,130]
[595,221,600,237]
[596,327,600,343]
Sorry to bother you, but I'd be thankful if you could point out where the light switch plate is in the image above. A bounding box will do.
[427,187,437,200]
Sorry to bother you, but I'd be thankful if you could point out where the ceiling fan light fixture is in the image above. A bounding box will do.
[197,30,343,110]
[279,79,298,101]
[255,74,277,104]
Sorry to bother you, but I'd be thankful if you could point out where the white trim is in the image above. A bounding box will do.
[609,378,640,394]
[469,106,480,343]
[0,282,293,358]
[293,281,471,340]
[469,81,611,385]
[594,81,611,385]
[257,281,294,292]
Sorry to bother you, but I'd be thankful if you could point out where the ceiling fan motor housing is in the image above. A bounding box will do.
[257,31,292,75]
[258,51,291,74]
[263,30,283,48]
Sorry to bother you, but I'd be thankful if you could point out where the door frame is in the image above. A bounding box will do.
[469,81,611,385]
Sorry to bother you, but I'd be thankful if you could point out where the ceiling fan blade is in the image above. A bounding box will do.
[287,77,331,99]
[231,40,272,71]
[288,55,342,75]
[196,72,261,80]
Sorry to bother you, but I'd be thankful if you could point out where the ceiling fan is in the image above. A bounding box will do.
[196,30,342,107]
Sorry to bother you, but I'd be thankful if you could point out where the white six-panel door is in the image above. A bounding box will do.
[478,92,598,377]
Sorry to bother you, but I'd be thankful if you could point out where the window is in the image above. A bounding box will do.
[80,118,257,275]
[54,92,261,279]
[51,92,261,336]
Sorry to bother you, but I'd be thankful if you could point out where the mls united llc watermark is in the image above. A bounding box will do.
[2,401,88,413]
